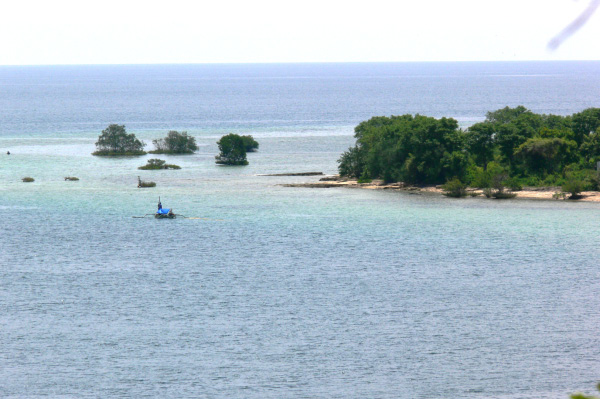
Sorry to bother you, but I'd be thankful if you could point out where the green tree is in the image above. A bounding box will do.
[151,131,198,154]
[580,129,600,167]
[515,137,576,175]
[339,114,467,184]
[562,174,584,199]
[542,113,572,131]
[495,124,525,167]
[572,108,600,145]
[215,134,248,165]
[441,178,467,198]
[93,124,146,156]
[466,122,496,170]
[338,146,364,178]
[240,135,259,152]
[492,111,546,169]
[485,105,531,124]
[467,162,506,188]
[510,111,544,138]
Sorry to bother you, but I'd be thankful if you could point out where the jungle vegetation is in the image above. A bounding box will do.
[338,106,600,191]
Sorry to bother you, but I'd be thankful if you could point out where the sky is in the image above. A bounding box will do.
[0,0,598,65]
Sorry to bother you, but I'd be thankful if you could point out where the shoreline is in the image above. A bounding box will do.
[282,175,600,202]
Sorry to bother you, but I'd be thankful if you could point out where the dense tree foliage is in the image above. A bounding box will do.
[338,107,600,189]
[93,124,146,156]
[240,135,259,152]
[466,123,495,170]
[338,146,364,178]
[150,131,198,154]
[572,108,600,146]
[215,134,248,165]
[339,114,467,184]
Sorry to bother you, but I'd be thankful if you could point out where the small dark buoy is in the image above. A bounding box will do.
[6,151,10,155]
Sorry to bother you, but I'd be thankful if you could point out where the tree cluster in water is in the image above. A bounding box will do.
[338,106,600,189]
[92,126,259,167]
[215,134,249,165]
[150,131,198,154]
[93,126,199,156]
[93,124,146,156]
[214,134,259,165]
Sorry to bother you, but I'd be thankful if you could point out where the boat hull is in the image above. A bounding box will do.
[154,213,176,219]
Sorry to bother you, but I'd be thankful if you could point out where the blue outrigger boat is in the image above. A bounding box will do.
[132,197,187,219]
[155,197,175,219]
[155,208,175,219]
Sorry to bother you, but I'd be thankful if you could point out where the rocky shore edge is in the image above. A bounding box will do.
[282,175,600,202]
[258,172,324,176]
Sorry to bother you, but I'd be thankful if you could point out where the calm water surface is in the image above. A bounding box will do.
[1,62,600,398]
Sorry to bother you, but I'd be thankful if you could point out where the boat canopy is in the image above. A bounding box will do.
[156,208,171,214]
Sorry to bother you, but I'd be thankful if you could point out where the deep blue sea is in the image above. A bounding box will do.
[1,62,600,399]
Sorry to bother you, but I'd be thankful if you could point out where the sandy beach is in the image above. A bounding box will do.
[283,175,600,202]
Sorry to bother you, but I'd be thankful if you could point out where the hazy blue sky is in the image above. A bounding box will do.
[0,0,598,65]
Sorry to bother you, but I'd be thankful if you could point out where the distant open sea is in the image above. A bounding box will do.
[1,62,600,399]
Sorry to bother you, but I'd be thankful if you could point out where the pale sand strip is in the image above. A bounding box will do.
[282,177,600,202]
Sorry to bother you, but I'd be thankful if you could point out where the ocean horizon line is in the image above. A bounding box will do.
[1,59,600,68]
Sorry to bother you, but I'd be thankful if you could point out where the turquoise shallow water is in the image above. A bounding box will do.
[2,63,600,398]
[2,133,600,399]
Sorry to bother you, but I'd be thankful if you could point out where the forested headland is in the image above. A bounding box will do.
[338,106,600,190]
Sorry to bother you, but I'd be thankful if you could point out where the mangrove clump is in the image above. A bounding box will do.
[137,176,156,188]
[92,124,146,156]
[215,134,249,165]
[562,175,584,199]
[442,178,467,198]
[150,131,198,154]
[138,159,181,170]
[241,135,259,152]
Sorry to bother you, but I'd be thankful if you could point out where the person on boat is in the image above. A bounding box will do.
[158,199,162,211]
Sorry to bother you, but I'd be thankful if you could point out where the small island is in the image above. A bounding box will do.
[138,159,181,170]
[137,176,156,188]
[92,124,146,156]
[283,106,600,201]
[331,106,600,200]
[149,131,198,154]
[215,133,251,165]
